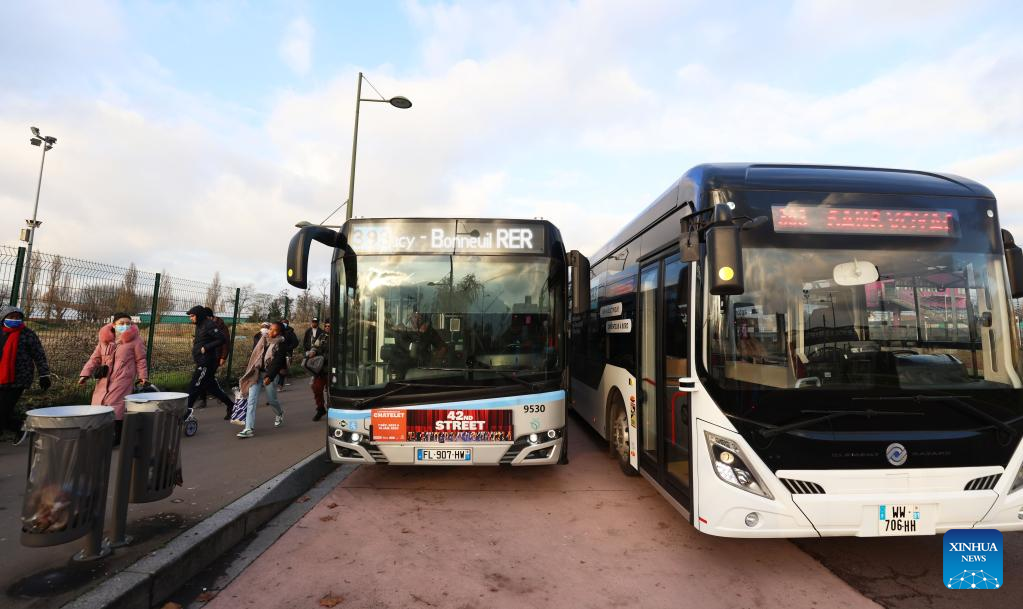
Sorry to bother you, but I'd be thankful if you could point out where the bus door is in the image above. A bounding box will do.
[637,254,692,512]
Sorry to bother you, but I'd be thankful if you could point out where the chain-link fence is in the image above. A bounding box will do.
[2,245,327,410]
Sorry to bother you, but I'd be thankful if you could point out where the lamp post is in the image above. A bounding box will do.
[346,72,412,222]
[21,127,57,310]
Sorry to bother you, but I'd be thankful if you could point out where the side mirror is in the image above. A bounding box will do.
[287,226,347,289]
[1002,229,1023,298]
[706,225,744,295]
[568,250,591,315]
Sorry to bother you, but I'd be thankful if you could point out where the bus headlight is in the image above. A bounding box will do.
[704,431,773,500]
[1011,461,1023,494]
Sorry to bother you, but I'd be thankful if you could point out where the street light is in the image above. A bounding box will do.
[346,72,412,222]
[21,126,57,309]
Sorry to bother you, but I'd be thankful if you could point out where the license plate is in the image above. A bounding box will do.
[416,448,472,462]
[878,504,926,535]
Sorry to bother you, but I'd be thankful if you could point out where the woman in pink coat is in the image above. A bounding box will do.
[79,312,148,444]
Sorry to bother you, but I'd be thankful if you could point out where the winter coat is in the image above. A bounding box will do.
[212,316,231,362]
[239,335,287,395]
[0,325,50,390]
[302,326,324,352]
[192,316,225,367]
[282,325,299,356]
[80,324,148,420]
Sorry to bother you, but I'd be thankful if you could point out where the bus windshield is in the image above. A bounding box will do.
[706,247,1023,390]
[339,254,563,388]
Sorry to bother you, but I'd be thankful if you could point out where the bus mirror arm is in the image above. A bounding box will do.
[1001,229,1023,298]
[568,250,590,315]
[287,225,348,289]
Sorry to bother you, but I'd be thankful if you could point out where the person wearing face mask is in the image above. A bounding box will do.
[253,321,271,350]
[0,306,51,443]
[78,312,148,445]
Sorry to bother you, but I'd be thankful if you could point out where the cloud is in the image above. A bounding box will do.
[279,17,313,76]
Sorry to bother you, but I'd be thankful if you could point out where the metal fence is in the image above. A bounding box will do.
[1,245,326,409]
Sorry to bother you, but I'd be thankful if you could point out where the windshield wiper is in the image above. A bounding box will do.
[351,380,476,409]
[757,409,924,439]
[417,366,541,391]
[854,395,1017,437]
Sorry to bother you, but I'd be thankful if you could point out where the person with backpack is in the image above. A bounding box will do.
[0,306,50,443]
[185,305,234,413]
[195,306,234,418]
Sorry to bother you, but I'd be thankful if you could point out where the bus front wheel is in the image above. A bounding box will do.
[610,400,638,476]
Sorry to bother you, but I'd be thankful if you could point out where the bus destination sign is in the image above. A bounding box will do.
[771,206,959,238]
[349,221,546,254]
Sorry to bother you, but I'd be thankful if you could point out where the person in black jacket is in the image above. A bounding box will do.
[186,305,234,411]
[302,318,323,352]
[275,318,299,390]
[0,306,50,442]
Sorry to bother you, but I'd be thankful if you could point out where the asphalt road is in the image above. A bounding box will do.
[0,381,328,609]
[200,414,881,609]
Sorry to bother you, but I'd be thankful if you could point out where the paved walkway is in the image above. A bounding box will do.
[1,380,326,609]
[203,415,879,609]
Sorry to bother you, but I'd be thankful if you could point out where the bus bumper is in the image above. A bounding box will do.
[326,431,565,465]
[695,423,1023,537]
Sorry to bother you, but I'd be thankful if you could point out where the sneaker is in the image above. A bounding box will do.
[197,399,208,409]
[237,428,254,438]
[313,410,326,422]
[274,415,284,428]
[230,419,245,426]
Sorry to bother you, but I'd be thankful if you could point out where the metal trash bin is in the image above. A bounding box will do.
[20,405,115,560]
[121,392,188,503]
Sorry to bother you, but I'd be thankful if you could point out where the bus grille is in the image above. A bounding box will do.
[779,478,826,495]
[964,474,1000,491]
[367,446,389,463]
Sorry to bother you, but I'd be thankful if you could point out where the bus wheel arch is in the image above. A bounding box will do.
[607,388,638,476]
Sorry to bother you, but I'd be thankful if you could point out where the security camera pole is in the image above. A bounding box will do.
[345,72,412,222]
[21,126,57,310]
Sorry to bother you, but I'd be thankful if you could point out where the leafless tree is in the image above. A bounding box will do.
[205,272,222,312]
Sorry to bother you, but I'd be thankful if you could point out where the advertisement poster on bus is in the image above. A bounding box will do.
[371,409,513,442]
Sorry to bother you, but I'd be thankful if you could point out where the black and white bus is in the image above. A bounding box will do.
[288,218,576,466]
[570,163,1023,537]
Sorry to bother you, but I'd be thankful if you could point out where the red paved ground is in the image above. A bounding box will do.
[205,416,879,609]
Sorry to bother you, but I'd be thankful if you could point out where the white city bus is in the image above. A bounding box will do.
[570,163,1023,537]
[288,218,579,466]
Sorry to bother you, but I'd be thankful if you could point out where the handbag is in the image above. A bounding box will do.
[92,365,110,380]
[230,396,248,426]
[303,355,325,375]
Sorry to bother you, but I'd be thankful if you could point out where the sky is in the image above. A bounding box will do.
[2,0,1023,294]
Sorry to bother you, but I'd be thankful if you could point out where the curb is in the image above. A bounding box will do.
[61,448,338,609]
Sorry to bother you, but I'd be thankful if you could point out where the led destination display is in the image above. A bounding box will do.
[771,206,959,237]
[348,220,547,254]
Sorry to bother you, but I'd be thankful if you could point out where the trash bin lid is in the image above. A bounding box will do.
[123,392,189,414]
[23,405,115,431]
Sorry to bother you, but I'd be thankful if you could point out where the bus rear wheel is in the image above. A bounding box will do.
[610,400,638,476]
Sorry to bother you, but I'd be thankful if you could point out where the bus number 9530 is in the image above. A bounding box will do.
[522,404,546,414]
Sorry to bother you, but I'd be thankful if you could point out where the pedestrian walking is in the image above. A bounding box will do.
[0,306,51,443]
[78,312,148,446]
[276,317,299,391]
[185,305,234,413]
[306,320,330,421]
[195,306,232,416]
[236,321,288,438]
